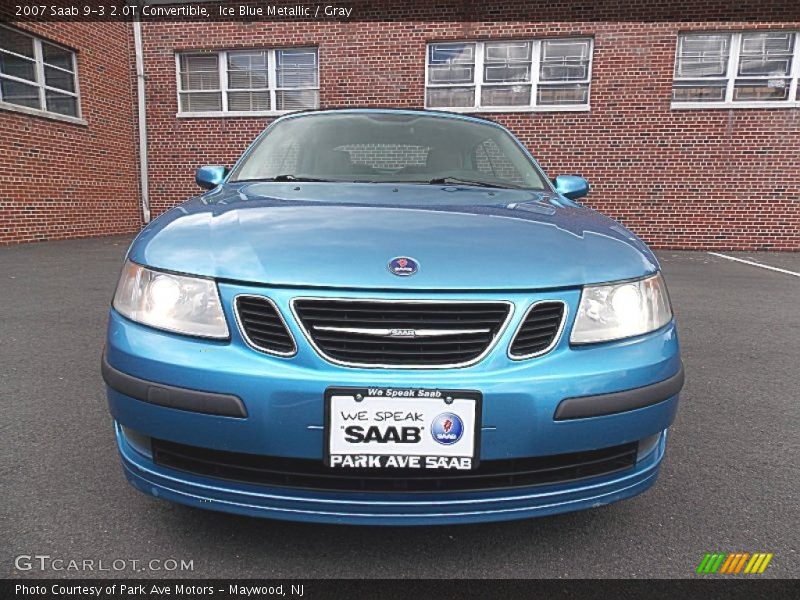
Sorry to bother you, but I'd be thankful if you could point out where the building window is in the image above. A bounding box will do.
[0,25,81,121]
[177,47,319,116]
[425,38,593,112]
[672,31,800,108]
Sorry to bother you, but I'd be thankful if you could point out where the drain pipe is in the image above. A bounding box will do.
[132,12,151,223]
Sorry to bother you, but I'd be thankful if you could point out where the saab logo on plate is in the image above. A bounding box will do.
[431,412,464,445]
[388,256,419,277]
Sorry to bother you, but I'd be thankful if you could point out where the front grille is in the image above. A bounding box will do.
[235,295,296,356]
[152,439,638,493]
[292,299,512,367]
[508,301,566,358]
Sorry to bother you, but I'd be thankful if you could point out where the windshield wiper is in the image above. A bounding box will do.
[272,174,339,182]
[237,175,336,183]
[426,177,521,190]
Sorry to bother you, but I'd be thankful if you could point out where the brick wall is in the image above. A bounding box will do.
[141,20,800,250]
[0,20,141,245]
[1,15,798,249]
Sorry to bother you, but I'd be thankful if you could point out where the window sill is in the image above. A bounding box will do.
[0,101,87,126]
[671,101,800,110]
[177,110,297,118]
[424,105,590,113]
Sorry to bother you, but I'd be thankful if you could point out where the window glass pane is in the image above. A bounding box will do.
[484,63,530,82]
[473,139,524,184]
[540,39,591,82]
[335,144,429,172]
[671,81,727,102]
[227,51,268,90]
[426,86,475,108]
[739,56,792,77]
[1,78,40,108]
[737,32,795,77]
[428,43,475,84]
[41,42,73,70]
[276,48,318,88]
[0,51,37,81]
[429,63,475,84]
[181,71,219,90]
[537,83,589,105]
[181,70,220,91]
[429,42,475,64]
[179,54,219,91]
[675,34,730,78]
[733,79,790,101]
[481,84,531,106]
[485,41,531,62]
[232,112,549,189]
[0,29,82,117]
[44,65,75,92]
[227,90,270,111]
[0,28,34,58]
[179,91,222,112]
[45,90,77,116]
[259,140,300,174]
[275,89,319,110]
[228,50,267,71]
[483,41,531,83]
[228,69,268,89]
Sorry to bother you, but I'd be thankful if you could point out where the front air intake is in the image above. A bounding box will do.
[152,438,639,493]
[235,295,296,356]
[508,301,566,359]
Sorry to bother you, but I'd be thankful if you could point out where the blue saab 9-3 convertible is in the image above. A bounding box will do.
[103,109,683,525]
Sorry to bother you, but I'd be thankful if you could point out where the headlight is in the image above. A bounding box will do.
[112,260,229,338]
[570,273,672,344]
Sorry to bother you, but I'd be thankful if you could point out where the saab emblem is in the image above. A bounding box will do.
[431,412,464,445]
[388,256,419,277]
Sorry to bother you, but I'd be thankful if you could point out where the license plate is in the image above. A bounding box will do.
[325,387,481,471]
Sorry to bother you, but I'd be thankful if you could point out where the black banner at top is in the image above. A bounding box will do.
[1,0,800,23]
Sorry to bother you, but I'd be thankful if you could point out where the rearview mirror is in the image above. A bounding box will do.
[553,175,590,200]
[195,165,229,190]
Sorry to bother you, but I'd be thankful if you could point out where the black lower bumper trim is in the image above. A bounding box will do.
[152,438,639,493]
[101,351,247,418]
[554,363,684,420]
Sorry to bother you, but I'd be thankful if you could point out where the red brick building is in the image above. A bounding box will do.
[1,4,799,249]
[0,19,140,244]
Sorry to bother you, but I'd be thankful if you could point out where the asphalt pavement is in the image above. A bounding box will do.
[1,236,798,579]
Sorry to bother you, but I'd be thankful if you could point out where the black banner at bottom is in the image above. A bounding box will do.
[2,579,798,600]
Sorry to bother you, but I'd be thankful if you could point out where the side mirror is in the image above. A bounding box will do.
[553,175,590,200]
[195,165,229,190]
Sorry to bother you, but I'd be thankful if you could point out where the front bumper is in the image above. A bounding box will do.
[105,284,682,524]
[118,422,667,525]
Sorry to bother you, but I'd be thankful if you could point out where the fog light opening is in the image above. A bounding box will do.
[120,424,153,458]
[637,431,663,461]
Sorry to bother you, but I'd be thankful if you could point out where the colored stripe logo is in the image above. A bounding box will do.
[696,552,773,574]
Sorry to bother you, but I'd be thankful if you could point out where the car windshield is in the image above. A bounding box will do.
[230,112,549,190]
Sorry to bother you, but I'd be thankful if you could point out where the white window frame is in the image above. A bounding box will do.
[424,38,593,113]
[0,25,84,125]
[671,31,800,110]
[176,48,319,118]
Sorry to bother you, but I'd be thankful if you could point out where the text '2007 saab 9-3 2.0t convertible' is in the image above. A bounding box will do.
[103,109,683,525]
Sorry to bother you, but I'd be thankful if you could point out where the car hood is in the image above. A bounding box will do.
[128,183,658,290]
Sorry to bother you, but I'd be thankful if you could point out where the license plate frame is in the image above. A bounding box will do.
[324,387,482,471]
